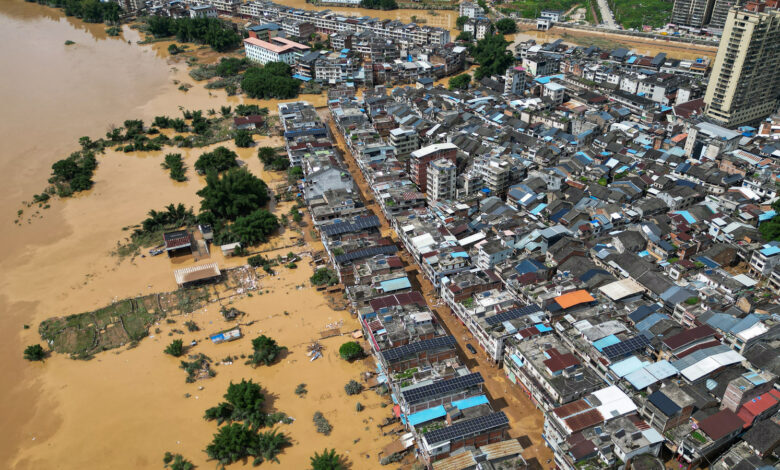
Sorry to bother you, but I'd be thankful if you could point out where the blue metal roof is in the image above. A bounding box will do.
[407,405,446,426]
[610,356,646,378]
[535,323,553,333]
[593,334,620,352]
[675,210,697,224]
[515,259,546,275]
[636,313,669,332]
[451,394,489,410]
[629,304,660,323]
[529,203,547,215]
[380,277,411,293]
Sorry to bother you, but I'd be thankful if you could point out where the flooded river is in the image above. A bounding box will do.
[0,1,388,468]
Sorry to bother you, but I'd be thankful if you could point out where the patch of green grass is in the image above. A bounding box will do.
[609,0,672,29]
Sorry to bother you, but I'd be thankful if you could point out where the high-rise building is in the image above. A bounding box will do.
[427,159,457,204]
[410,143,457,191]
[704,1,780,128]
[672,0,715,27]
[709,0,744,27]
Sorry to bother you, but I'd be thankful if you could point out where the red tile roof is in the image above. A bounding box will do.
[544,352,580,373]
[554,400,590,419]
[565,409,604,433]
[662,325,716,350]
[698,409,744,441]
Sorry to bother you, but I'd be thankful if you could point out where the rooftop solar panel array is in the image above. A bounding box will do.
[402,372,484,404]
[322,215,380,237]
[423,411,508,445]
[381,335,457,363]
[602,335,650,360]
[335,244,397,264]
[484,304,542,326]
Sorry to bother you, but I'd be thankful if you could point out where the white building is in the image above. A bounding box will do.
[459,1,484,18]
[540,9,564,22]
[190,4,217,18]
[427,158,457,204]
[543,81,566,104]
[505,66,526,95]
[389,127,419,159]
[464,17,491,40]
[243,37,310,65]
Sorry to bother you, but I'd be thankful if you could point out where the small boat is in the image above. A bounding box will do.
[310,352,321,362]
[149,248,163,256]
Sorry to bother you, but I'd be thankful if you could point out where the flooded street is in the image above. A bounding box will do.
[0,1,386,468]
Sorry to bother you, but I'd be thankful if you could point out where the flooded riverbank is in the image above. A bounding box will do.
[0,1,389,468]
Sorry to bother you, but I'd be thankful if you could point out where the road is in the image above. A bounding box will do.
[595,0,618,28]
[321,111,555,468]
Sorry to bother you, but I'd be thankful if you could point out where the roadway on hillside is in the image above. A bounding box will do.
[321,110,555,469]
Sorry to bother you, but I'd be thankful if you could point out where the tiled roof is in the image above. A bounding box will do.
[698,409,744,441]
[662,325,715,350]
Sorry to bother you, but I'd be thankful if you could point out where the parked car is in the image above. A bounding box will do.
[466,343,477,354]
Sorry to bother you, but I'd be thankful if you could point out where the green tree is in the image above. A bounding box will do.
[241,64,301,100]
[310,449,344,470]
[495,18,518,34]
[162,153,187,182]
[164,339,185,357]
[456,31,473,41]
[257,147,278,165]
[247,335,284,367]
[194,146,238,174]
[456,15,470,29]
[204,423,290,467]
[23,344,46,361]
[163,452,194,470]
[215,57,249,77]
[448,73,471,90]
[234,129,253,148]
[231,209,279,245]
[472,33,514,80]
[310,268,338,286]
[205,379,268,428]
[197,168,270,221]
[338,341,364,361]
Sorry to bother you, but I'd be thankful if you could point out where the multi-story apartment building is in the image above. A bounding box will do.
[704,2,780,128]
[190,4,217,18]
[464,17,491,40]
[389,127,419,159]
[459,1,484,18]
[410,143,457,191]
[505,66,526,95]
[427,158,457,204]
[749,242,780,277]
[243,36,310,65]
[210,0,240,15]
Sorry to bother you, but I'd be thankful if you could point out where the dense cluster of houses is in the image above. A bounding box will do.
[284,34,780,467]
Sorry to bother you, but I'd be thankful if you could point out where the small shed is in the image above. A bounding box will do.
[173,262,221,287]
[210,327,242,344]
[220,242,242,256]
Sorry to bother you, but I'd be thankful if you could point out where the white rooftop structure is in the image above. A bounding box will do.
[599,278,645,301]
[591,385,637,420]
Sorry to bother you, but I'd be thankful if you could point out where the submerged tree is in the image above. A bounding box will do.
[246,335,284,367]
[23,344,46,361]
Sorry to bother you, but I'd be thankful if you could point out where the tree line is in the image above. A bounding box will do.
[29,0,121,24]
[145,16,242,52]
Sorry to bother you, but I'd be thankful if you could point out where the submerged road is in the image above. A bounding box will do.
[321,110,555,468]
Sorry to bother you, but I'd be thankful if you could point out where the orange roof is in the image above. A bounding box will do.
[555,290,595,309]
[671,133,688,143]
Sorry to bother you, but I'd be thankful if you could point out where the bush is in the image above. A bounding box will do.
[205,424,290,466]
[339,341,364,361]
[204,379,269,429]
[313,411,332,435]
[310,268,338,286]
[456,31,473,41]
[248,254,269,268]
[355,402,364,412]
[295,383,308,396]
[23,344,46,361]
[164,339,185,357]
[184,320,199,332]
[231,209,279,245]
[344,380,363,396]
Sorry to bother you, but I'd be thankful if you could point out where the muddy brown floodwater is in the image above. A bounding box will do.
[0,1,391,468]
